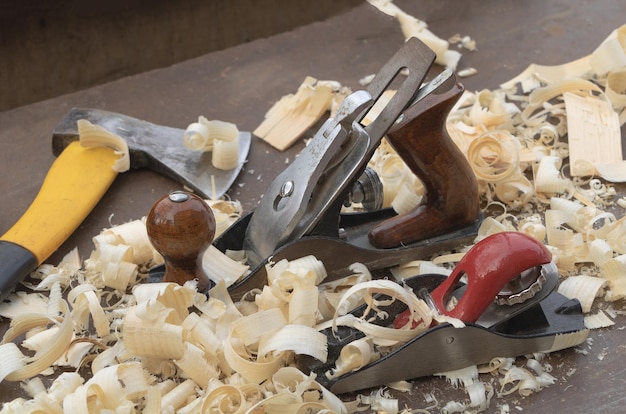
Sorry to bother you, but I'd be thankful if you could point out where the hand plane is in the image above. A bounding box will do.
[207,37,483,300]
[296,232,588,394]
[147,37,481,295]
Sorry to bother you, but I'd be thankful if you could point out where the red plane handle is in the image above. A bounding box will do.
[429,231,552,323]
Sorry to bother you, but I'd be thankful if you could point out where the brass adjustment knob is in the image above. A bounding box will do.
[146,191,215,291]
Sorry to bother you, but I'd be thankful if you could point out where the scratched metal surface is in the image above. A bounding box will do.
[1,0,625,410]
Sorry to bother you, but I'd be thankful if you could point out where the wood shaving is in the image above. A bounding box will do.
[253,77,351,151]
[564,92,624,179]
[367,0,463,69]
[449,34,477,52]
[457,67,478,78]
[78,119,130,172]
[584,310,616,329]
[183,116,241,170]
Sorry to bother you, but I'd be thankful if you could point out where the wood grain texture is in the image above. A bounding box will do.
[368,82,480,248]
[146,191,214,291]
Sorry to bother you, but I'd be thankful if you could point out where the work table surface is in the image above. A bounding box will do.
[1,0,625,411]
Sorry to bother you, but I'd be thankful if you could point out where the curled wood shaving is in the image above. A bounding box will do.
[359,388,399,414]
[330,280,433,340]
[318,265,372,320]
[183,115,241,171]
[63,362,150,412]
[182,120,212,151]
[389,260,451,281]
[436,366,491,411]
[466,130,520,183]
[557,275,607,313]
[368,138,425,211]
[497,360,556,397]
[1,284,73,382]
[202,245,249,288]
[367,0,463,69]
[605,67,626,123]
[501,25,626,89]
[207,199,243,238]
[600,255,626,301]
[212,138,240,171]
[449,34,477,52]
[584,310,615,329]
[77,119,130,172]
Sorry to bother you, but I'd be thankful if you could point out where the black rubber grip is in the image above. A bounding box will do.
[0,240,38,301]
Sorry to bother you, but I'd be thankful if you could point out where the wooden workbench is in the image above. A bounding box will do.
[1,0,625,411]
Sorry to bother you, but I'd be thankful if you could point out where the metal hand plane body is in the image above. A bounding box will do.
[215,37,482,300]
[298,232,588,394]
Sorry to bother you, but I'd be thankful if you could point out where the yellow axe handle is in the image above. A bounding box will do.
[1,140,118,265]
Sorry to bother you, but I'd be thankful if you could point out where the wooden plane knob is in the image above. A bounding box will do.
[146,191,215,291]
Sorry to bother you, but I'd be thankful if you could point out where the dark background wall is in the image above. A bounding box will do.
[0,0,361,111]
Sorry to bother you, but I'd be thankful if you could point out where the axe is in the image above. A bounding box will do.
[0,108,251,300]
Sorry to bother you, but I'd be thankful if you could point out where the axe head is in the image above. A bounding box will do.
[52,108,251,200]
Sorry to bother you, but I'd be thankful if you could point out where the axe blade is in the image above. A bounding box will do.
[52,107,251,200]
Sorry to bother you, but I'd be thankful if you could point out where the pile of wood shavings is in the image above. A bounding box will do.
[0,214,570,413]
[0,203,441,412]
[352,20,626,413]
[1,71,624,412]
